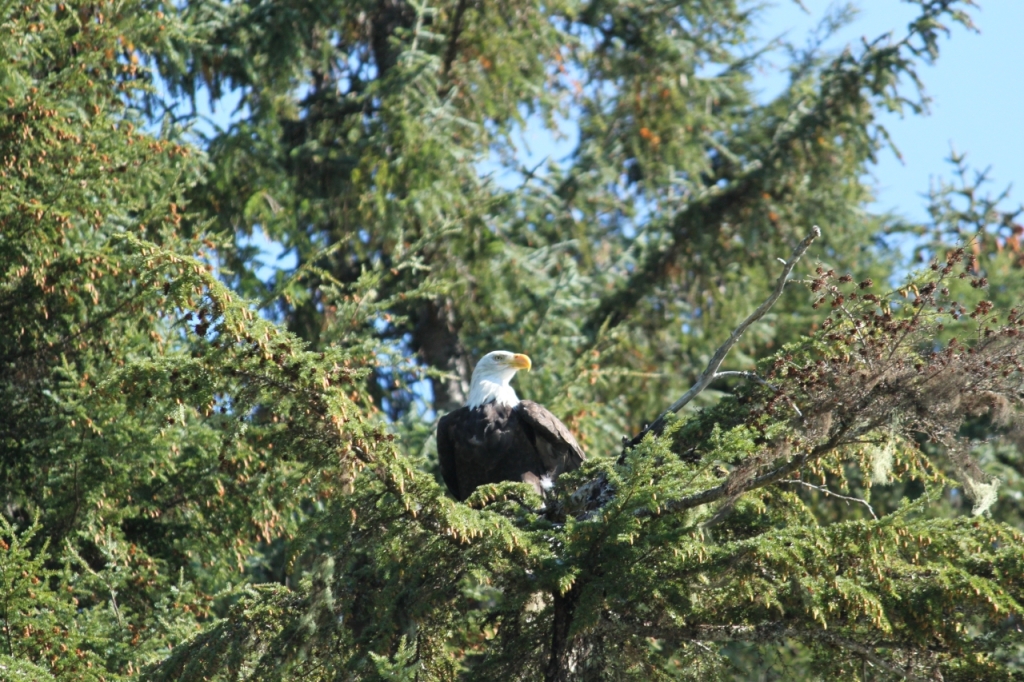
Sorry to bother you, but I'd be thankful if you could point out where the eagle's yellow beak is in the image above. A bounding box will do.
[510,353,532,371]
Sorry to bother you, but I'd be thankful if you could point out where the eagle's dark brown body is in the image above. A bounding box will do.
[436,400,586,501]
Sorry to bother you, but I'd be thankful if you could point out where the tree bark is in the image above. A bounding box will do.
[370,0,417,75]
[544,586,579,682]
[412,297,471,412]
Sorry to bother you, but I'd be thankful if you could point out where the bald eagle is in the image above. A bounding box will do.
[436,351,586,501]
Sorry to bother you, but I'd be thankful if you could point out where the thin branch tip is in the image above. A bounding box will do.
[780,479,877,520]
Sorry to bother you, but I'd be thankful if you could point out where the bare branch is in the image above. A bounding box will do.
[624,226,820,451]
[713,370,768,385]
[779,479,877,520]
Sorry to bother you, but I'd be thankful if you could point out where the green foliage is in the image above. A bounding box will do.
[2,0,1024,680]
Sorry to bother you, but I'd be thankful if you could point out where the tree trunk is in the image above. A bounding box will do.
[544,586,579,682]
[412,297,471,412]
[370,0,417,75]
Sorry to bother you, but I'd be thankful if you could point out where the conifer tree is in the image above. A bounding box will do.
[2,0,1024,680]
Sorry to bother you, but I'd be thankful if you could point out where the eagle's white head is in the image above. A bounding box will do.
[466,351,532,408]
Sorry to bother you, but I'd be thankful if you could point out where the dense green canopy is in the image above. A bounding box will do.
[2,0,1023,679]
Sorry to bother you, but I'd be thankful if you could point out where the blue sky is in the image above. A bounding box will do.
[758,0,1024,222]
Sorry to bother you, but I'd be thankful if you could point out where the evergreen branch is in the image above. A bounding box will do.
[0,289,137,364]
[257,240,346,310]
[679,625,929,681]
[779,478,877,520]
[585,3,965,333]
[714,371,803,418]
[641,346,946,519]
[824,634,927,682]
[643,620,936,681]
[623,226,820,452]
[636,426,848,519]
[586,160,765,333]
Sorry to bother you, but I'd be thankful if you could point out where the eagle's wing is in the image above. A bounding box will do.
[436,410,461,499]
[515,401,586,474]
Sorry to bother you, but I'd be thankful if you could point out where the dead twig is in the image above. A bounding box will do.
[779,479,877,520]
